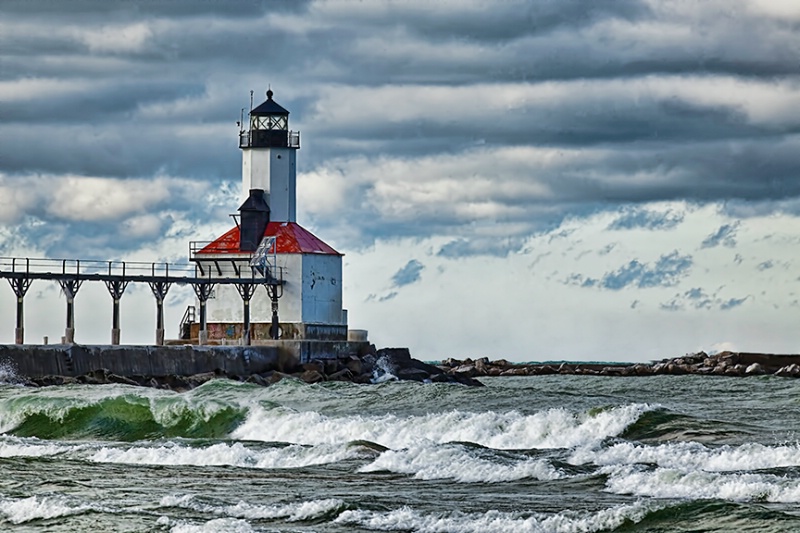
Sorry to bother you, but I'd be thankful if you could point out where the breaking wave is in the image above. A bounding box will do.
[334,502,659,533]
[231,403,654,450]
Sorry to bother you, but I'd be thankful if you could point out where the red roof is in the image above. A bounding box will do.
[197,222,340,255]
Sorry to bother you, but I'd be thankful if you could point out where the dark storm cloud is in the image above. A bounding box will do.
[2,0,800,257]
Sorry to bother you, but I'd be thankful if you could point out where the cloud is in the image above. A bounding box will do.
[701,223,740,249]
[660,287,751,312]
[607,207,684,230]
[720,296,750,310]
[391,259,424,288]
[569,250,693,290]
[757,260,774,271]
[437,237,527,258]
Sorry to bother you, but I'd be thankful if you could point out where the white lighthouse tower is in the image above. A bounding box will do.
[190,90,349,344]
[240,89,297,221]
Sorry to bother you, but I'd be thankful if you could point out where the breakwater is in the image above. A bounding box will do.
[0,344,483,390]
[437,351,800,378]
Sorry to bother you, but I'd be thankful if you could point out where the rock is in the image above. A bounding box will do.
[246,374,267,386]
[345,356,362,376]
[376,348,411,361]
[745,363,765,375]
[775,364,800,377]
[268,371,294,384]
[396,367,431,382]
[500,367,528,376]
[106,373,140,387]
[300,370,325,384]
[186,372,216,388]
[324,359,340,375]
[328,368,354,381]
[303,360,325,374]
[453,364,477,377]
[360,354,376,376]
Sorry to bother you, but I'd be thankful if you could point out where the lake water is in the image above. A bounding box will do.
[1,372,799,532]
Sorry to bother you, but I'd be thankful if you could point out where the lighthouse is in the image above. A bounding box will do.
[190,90,349,345]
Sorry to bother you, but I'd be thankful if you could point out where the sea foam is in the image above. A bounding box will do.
[0,495,95,524]
[571,441,800,472]
[161,494,346,522]
[360,442,564,482]
[90,441,359,469]
[231,403,653,450]
[602,464,800,503]
[334,501,657,533]
[165,517,256,533]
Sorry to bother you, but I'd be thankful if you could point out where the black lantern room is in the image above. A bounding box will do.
[239,89,299,149]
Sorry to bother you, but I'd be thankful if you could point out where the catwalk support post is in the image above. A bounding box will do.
[192,282,215,345]
[235,283,258,346]
[104,280,129,345]
[7,277,32,344]
[148,281,172,346]
[58,279,82,344]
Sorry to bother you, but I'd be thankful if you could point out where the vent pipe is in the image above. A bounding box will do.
[238,189,270,252]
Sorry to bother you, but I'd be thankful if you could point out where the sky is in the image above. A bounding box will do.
[2,0,800,362]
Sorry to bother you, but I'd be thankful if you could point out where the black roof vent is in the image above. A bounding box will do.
[238,189,270,252]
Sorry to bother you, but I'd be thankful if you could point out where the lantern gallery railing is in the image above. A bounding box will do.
[238,129,300,149]
[0,256,284,346]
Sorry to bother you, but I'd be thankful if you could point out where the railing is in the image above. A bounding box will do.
[0,256,283,284]
[188,242,212,261]
[0,257,195,279]
[238,130,300,149]
[179,305,196,339]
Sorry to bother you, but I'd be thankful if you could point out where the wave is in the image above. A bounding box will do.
[0,494,98,525]
[0,388,247,441]
[161,494,346,521]
[602,464,800,503]
[0,434,376,470]
[160,516,257,533]
[359,442,564,482]
[334,501,658,533]
[89,440,370,469]
[571,441,800,472]
[619,408,743,443]
[232,403,654,450]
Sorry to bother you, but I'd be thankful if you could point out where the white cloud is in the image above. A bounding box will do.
[78,22,154,53]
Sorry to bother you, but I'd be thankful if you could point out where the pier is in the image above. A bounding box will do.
[0,254,283,346]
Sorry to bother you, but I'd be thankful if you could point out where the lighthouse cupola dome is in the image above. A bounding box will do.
[240,89,298,149]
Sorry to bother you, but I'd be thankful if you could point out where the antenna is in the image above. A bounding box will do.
[239,108,245,132]
[249,90,253,111]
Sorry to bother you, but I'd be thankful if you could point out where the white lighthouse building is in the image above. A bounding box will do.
[190,90,348,343]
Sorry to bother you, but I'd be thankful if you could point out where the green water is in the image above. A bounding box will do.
[1,375,799,531]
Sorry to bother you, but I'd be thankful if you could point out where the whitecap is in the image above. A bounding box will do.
[0,494,95,524]
[161,494,345,522]
[231,403,654,450]
[334,501,658,533]
[359,442,564,482]
[571,441,800,472]
[602,464,800,503]
[167,517,256,533]
[90,441,358,469]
